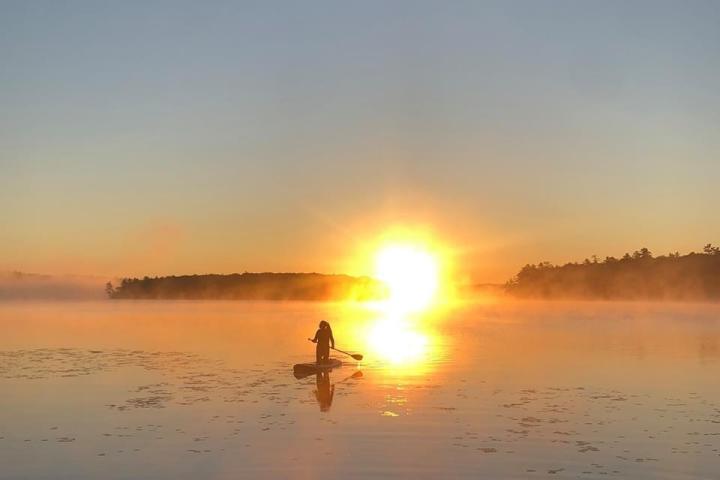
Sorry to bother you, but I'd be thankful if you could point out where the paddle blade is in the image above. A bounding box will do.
[351,354,364,361]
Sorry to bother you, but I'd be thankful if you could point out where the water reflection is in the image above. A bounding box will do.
[314,372,334,411]
[367,314,429,364]
[354,300,445,376]
[2,302,720,479]
[312,370,364,411]
[291,358,363,412]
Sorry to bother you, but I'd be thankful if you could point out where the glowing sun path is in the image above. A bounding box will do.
[367,315,429,365]
[363,242,443,368]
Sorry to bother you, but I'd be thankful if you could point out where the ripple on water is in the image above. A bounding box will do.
[0,348,718,479]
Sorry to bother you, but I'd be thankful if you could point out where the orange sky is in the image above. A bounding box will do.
[2,3,719,282]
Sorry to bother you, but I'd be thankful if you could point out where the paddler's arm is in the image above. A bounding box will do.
[330,332,335,349]
[311,330,319,343]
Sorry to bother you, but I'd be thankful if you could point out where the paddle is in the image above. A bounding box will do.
[336,370,364,384]
[307,339,364,361]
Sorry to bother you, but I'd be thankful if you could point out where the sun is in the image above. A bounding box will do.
[374,243,440,313]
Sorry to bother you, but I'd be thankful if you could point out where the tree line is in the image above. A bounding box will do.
[505,244,720,300]
[106,272,388,301]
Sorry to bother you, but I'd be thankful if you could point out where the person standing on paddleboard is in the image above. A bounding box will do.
[311,320,335,364]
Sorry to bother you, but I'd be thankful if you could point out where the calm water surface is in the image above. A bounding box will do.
[0,300,718,479]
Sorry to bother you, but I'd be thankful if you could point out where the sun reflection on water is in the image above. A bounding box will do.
[343,233,454,373]
[357,301,447,376]
[367,314,429,365]
[358,241,450,372]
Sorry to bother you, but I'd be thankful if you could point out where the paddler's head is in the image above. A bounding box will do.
[319,320,330,329]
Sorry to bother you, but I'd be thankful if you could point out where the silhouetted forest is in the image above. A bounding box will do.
[106,273,388,301]
[506,244,720,300]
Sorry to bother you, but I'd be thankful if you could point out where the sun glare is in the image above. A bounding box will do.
[367,316,428,365]
[347,232,449,369]
[374,244,440,313]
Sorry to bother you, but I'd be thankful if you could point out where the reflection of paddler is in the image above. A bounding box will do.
[315,371,334,412]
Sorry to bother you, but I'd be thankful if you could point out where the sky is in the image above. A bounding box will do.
[2,1,720,282]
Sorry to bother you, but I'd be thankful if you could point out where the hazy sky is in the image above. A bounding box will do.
[2,1,719,282]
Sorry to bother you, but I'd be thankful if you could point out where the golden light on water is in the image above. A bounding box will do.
[354,233,451,370]
[367,315,429,365]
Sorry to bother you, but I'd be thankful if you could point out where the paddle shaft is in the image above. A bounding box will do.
[308,339,363,361]
[336,370,363,384]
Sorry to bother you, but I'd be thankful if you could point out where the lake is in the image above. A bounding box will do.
[0,300,718,479]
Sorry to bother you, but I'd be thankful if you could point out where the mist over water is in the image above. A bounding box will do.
[0,273,108,300]
[0,300,718,479]
[3,1,719,477]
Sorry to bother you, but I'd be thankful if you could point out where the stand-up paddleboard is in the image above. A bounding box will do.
[293,358,342,379]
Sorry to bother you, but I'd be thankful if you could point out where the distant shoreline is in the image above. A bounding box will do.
[106,272,388,302]
[5,244,720,303]
[504,245,720,302]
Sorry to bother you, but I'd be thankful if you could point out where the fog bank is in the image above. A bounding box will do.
[0,272,107,300]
